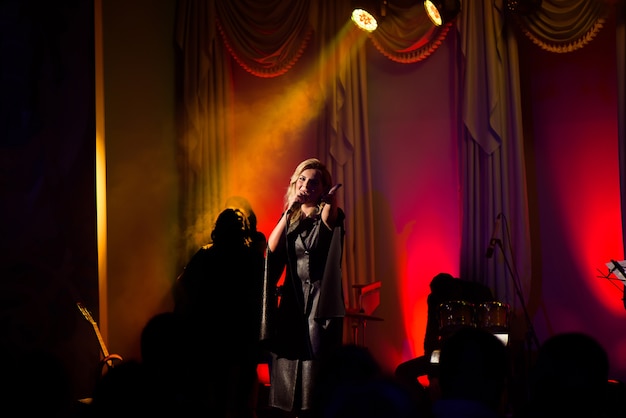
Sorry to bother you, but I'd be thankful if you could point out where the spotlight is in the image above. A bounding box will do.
[424,0,461,26]
[351,0,387,32]
[507,0,542,15]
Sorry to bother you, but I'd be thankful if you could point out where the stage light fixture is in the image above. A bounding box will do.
[424,0,461,27]
[351,0,387,32]
[507,0,542,15]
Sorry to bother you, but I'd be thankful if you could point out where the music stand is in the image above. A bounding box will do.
[347,281,383,346]
[606,260,626,284]
[605,260,626,309]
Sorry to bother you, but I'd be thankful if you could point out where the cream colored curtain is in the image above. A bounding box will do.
[310,1,377,303]
[215,0,314,77]
[369,1,454,63]
[174,0,379,301]
[174,0,315,263]
[457,0,617,336]
[175,0,232,263]
[174,0,617,309]
[512,0,610,53]
[469,0,617,324]
[458,0,532,328]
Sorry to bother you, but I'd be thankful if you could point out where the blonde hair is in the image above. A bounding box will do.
[285,158,332,220]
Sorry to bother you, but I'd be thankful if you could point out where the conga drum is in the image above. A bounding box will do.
[438,300,475,339]
[477,301,510,344]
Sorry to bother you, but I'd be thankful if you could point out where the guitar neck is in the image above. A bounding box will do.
[91,323,110,358]
[77,302,112,360]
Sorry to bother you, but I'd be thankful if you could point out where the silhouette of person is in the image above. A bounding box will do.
[521,332,613,418]
[320,376,424,418]
[224,195,267,257]
[261,158,345,418]
[89,359,155,417]
[432,326,510,418]
[395,272,494,409]
[312,343,384,415]
[175,207,265,417]
[139,311,193,415]
[311,343,425,418]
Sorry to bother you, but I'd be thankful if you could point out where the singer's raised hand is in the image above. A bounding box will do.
[322,183,342,204]
[329,183,342,195]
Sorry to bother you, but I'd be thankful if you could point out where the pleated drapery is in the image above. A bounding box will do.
[174,0,622,312]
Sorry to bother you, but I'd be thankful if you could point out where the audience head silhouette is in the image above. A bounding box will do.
[527,331,610,418]
[314,344,421,418]
[140,311,185,366]
[90,359,155,417]
[434,326,509,417]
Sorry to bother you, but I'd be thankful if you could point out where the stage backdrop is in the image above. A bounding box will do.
[1,1,625,402]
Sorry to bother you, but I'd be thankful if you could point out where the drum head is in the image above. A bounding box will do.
[477,301,510,333]
[438,300,475,337]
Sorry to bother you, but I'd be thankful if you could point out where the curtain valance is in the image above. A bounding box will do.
[213,0,613,78]
[215,0,313,77]
[369,1,452,64]
[512,0,610,53]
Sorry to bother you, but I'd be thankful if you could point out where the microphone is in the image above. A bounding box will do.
[286,199,302,214]
[485,213,502,258]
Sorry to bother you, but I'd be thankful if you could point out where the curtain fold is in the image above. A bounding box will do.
[512,0,609,53]
[174,0,613,312]
[175,0,379,302]
[459,0,532,321]
[313,1,376,306]
[215,0,313,77]
[175,0,233,262]
[370,1,452,63]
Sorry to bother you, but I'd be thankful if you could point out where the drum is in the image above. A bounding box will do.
[477,301,510,333]
[438,300,475,336]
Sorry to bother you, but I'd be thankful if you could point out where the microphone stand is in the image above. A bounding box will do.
[492,238,539,410]
[493,239,540,352]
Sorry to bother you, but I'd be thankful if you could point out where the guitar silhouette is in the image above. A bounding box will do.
[77,302,123,373]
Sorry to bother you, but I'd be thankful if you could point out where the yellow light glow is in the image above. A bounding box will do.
[424,0,443,26]
[351,8,378,32]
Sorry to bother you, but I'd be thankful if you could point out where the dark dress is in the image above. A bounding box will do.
[261,208,346,413]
